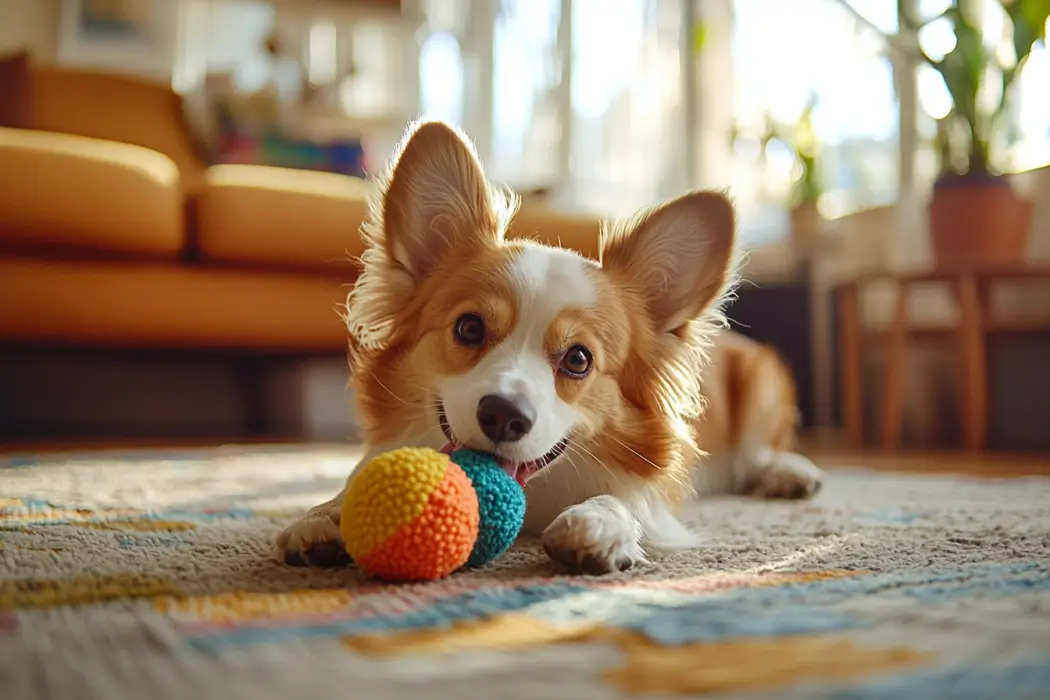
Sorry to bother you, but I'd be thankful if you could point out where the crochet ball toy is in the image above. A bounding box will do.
[340,447,526,581]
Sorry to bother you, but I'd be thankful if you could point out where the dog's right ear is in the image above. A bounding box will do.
[380,120,503,280]
[601,190,736,334]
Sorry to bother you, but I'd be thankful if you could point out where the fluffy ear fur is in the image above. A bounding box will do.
[381,120,506,279]
[601,190,737,333]
[344,119,516,350]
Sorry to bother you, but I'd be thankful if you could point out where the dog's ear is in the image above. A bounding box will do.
[381,120,502,279]
[601,191,736,333]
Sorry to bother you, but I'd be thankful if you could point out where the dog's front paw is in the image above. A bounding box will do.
[747,451,824,500]
[541,495,646,575]
[272,504,349,567]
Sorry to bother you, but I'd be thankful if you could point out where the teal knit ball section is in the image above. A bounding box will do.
[448,449,526,568]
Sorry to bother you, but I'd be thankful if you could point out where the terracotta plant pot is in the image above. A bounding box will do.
[789,201,823,254]
[929,175,1033,268]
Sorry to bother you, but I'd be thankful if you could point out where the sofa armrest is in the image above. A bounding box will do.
[0,127,184,257]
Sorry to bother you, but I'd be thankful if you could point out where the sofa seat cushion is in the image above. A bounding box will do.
[0,127,184,257]
[0,258,348,352]
[196,165,605,271]
[195,165,370,273]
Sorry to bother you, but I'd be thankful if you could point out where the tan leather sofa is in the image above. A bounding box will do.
[0,53,602,354]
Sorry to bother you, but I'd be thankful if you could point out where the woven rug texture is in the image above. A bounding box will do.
[1,445,1049,699]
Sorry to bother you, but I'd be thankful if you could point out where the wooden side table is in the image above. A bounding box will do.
[836,265,1050,452]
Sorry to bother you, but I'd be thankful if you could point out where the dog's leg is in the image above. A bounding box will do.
[727,386,824,499]
[735,447,824,499]
[272,489,348,566]
[704,385,825,498]
[694,448,823,500]
[715,346,824,500]
[272,445,393,567]
[528,459,699,575]
[541,495,647,575]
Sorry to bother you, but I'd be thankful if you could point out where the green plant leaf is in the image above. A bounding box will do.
[727,94,823,207]
[692,22,707,53]
[909,0,1048,177]
[929,4,997,174]
[1002,0,1050,73]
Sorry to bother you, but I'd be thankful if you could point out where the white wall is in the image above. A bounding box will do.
[1,0,177,81]
[0,0,59,61]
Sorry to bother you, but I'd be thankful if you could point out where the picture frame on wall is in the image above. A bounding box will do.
[57,0,178,81]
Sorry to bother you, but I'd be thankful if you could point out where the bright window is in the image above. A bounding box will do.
[419,31,465,127]
[490,0,562,189]
[565,0,686,217]
[175,0,276,94]
[914,0,1050,186]
[730,0,900,244]
[1013,42,1050,172]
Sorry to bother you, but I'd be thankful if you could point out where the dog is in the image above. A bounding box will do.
[273,119,824,574]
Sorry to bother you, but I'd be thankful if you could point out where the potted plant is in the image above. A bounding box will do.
[731,95,825,253]
[903,0,1049,267]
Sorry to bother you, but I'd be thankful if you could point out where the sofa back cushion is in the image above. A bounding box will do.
[0,127,184,258]
[30,66,206,193]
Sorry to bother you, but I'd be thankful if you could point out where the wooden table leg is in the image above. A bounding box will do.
[837,283,862,447]
[956,273,988,451]
[880,281,909,450]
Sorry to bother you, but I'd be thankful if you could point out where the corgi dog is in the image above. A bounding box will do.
[273,120,823,574]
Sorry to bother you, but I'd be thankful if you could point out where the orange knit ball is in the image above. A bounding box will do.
[340,447,479,581]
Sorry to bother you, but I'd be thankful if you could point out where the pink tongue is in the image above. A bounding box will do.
[443,442,525,484]
[498,459,524,485]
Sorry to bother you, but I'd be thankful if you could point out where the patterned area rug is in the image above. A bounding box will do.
[1,445,1049,699]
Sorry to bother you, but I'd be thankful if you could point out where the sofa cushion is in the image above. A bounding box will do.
[0,127,183,257]
[0,51,34,129]
[509,207,602,260]
[0,258,348,352]
[30,67,207,193]
[196,165,605,271]
[195,165,370,273]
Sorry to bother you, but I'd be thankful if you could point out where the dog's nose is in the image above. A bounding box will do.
[476,393,535,443]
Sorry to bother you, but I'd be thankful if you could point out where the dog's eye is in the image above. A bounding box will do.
[453,313,486,346]
[559,345,593,378]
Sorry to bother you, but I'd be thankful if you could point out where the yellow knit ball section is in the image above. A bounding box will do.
[341,448,450,559]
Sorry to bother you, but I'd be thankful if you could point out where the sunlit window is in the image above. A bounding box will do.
[177,0,408,122]
[419,32,465,127]
[566,0,685,216]
[307,21,338,87]
[175,0,276,94]
[1013,43,1050,172]
[416,0,472,128]
[340,23,403,119]
[490,0,561,189]
[914,0,1050,187]
[730,0,900,244]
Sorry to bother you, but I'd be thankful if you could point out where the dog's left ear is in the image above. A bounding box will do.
[601,191,736,333]
[381,120,502,280]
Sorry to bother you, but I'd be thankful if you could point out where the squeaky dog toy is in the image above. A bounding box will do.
[340,447,526,581]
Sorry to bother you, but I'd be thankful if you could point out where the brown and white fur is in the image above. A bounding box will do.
[273,120,824,575]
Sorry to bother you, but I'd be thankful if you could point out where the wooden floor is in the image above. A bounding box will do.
[3,433,1049,478]
[797,432,1050,477]
[806,446,1050,477]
